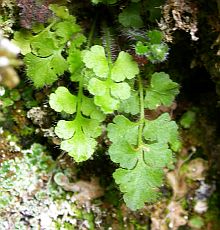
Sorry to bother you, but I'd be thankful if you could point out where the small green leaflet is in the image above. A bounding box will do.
[81,96,106,121]
[107,114,178,210]
[93,92,119,114]
[30,29,57,57]
[135,41,150,55]
[111,51,139,82]
[135,41,169,63]
[49,86,104,162]
[82,45,109,78]
[14,5,82,88]
[107,115,138,146]
[12,30,32,55]
[145,72,179,109]
[107,115,139,169]
[147,30,163,44]
[49,87,77,114]
[180,110,196,129]
[114,158,163,210]
[56,116,101,162]
[83,45,139,80]
[143,113,181,151]
[119,91,140,115]
[135,30,169,63]
[24,51,68,87]
[83,45,139,113]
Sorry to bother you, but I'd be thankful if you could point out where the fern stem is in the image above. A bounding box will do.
[102,25,112,66]
[102,24,113,108]
[76,79,83,117]
[87,18,96,48]
[76,22,97,117]
[138,75,145,146]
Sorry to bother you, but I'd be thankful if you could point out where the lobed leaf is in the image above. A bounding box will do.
[24,52,68,88]
[88,78,131,113]
[113,159,163,210]
[83,45,109,78]
[55,115,102,162]
[110,82,131,100]
[143,143,173,168]
[49,87,77,114]
[119,91,140,115]
[31,30,57,57]
[113,142,173,210]
[83,45,139,113]
[55,120,76,139]
[14,5,83,88]
[107,115,138,145]
[111,51,139,82]
[143,113,179,146]
[49,4,76,21]
[79,116,102,138]
[108,141,139,169]
[12,30,32,55]
[145,72,179,109]
[61,130,97,162]
[81,96,106,121]
[94,92,119,113]
[54,21,81,45]
[88,78,107,96]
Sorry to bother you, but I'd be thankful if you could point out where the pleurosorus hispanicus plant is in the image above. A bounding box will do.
[14,3,181,210]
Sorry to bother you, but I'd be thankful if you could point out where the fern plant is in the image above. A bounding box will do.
[15,4,181,210]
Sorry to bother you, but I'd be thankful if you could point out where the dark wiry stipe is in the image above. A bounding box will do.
[101,27,120,62]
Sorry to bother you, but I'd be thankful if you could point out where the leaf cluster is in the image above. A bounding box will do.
[49,86,105,162]
[82,45,139,113]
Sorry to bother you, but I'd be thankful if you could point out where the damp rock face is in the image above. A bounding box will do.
[27,107,49,127]
[54,172,104,204]
[0,143,97,229]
